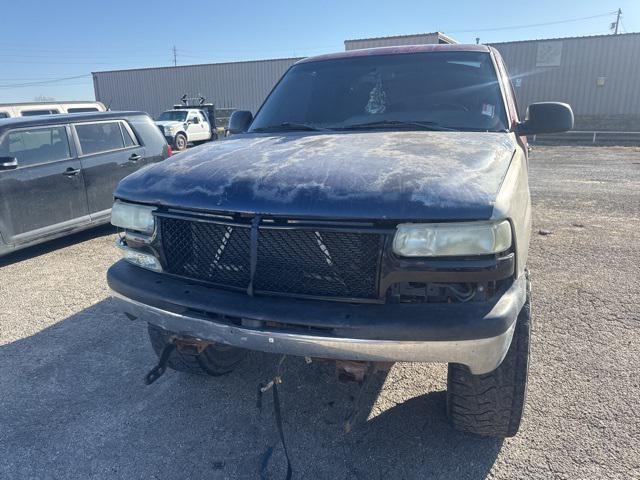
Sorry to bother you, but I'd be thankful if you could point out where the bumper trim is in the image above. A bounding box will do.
[111,290,515,374]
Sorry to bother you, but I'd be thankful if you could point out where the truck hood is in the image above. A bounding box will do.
[115,131,516,221]
[155,120,183,128]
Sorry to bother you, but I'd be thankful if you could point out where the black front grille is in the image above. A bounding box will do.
[159,215,384,300]
[161,218,251,288]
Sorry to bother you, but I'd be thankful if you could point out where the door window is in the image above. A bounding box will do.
[120,122,139,148]
[0,126,70,166]
[0,112,9,118]
[76,122,125,155]
[21,109,60,116]
[67,107,99,113]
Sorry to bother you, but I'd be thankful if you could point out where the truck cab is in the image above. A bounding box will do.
[155,108,212,151]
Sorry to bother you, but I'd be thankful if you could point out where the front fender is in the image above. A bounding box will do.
[491,136,531,278]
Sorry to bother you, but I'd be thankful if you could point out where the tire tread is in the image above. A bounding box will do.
[447,292,531,438]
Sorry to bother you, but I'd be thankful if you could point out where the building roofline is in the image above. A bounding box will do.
[297,43,489,65]
[344,31,457,44]
[92,56,304,76]
[488,31,640,45]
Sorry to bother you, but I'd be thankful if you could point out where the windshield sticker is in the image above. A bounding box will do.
[481,103,495,117]
[365,77,387,115]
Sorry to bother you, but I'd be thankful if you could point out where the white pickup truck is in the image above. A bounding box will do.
[155,109,212,151]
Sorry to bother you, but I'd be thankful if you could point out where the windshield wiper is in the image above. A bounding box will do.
[252,122,330,132]
[337,120,458,131]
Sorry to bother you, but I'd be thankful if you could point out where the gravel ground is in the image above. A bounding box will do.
[0,146,638,479]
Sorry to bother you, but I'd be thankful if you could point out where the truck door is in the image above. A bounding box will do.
[0,125,90,245]
[187,111,209,141]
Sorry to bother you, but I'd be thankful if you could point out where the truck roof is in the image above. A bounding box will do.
[297,43,491,65]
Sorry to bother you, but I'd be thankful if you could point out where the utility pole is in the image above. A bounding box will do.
[172,46,177,66]
[612,8,622,34]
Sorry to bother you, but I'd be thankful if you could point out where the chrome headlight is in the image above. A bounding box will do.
[393,220,512,257]
[111,201,156,235]
[116,238,162,272]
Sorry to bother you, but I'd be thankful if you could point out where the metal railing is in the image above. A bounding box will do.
[532,130,640,145]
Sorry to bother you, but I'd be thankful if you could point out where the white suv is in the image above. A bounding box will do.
[155,109,212,151]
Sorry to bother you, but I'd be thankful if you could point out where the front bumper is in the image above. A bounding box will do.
[108,260,527,374]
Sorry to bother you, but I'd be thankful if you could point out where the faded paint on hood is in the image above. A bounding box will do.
[116,131,516,221]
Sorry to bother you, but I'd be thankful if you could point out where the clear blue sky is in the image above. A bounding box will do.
[1,0,637,103]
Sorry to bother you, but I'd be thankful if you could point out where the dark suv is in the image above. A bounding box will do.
[0,111,170,256]
[107,44,572,437]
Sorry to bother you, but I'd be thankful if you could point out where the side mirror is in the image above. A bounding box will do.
[0,157,18,170]
[516,102,574,136]
[228,110,253,134]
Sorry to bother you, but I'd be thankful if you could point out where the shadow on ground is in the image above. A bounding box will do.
[0,224,115,268]
[0,299,502,479]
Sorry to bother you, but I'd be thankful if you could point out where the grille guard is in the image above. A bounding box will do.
[155,211,388,301]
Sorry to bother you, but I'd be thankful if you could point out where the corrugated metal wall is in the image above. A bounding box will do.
[490,33,640,117]
[93,57,301,118]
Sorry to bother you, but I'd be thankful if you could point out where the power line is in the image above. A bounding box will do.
[0,75,89,81]
[620,19,628,34]
[446,11,618,34]
[0,52,174,60]
[0,74,92,89]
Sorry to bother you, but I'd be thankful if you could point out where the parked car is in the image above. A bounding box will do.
[108,44,573,438]
[0,101,106,118]
[0,111,171,256]
[155,108,212,151]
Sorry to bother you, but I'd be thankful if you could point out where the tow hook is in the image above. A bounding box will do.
[144,342,176,385]
[335,360,371,383]
[173,337,213,354]
[144,336,213,385]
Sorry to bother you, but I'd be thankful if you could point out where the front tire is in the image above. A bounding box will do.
[147,324,246,376]
[173,133,188,151]
[446,290,531,438]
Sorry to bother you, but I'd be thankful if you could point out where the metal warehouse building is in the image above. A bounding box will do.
[492,33,640,130]
[93,31,640,131]
[92,57,301,119]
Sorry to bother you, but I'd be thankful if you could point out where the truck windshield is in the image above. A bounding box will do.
[158,111,187,122]
[251,51,508,133]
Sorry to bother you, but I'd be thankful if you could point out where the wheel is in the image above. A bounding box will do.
[173,133,187,151]
[147,324,246,376]
[446,288,531,437]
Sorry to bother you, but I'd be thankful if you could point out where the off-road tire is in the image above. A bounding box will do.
[446,291,531,438]
[147,324,246,376]
[173,133,187,151]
